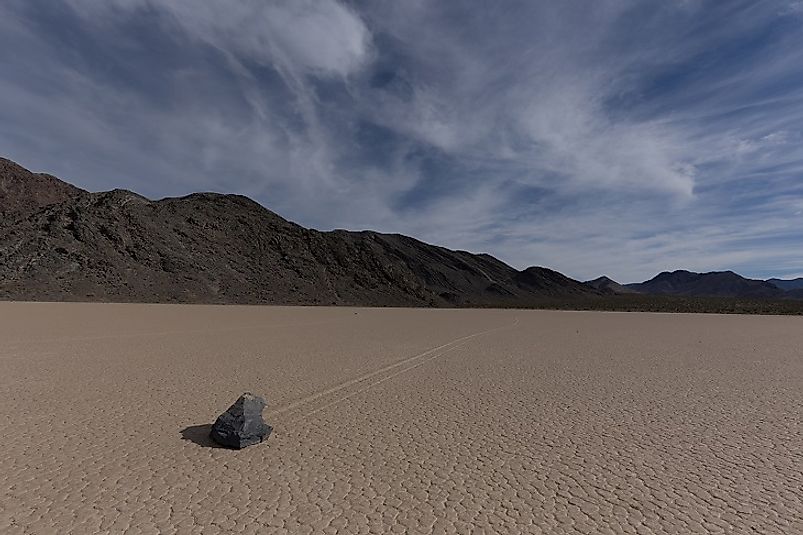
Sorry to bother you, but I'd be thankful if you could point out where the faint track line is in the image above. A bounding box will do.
[304,342,468,417]
[273,316,520,416]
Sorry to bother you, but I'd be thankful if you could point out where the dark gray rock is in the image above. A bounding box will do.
[209,393,272,449]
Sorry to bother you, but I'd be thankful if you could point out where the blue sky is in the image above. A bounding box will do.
[2,1,803,282]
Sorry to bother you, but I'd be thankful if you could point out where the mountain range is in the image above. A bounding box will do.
[625,270,786,298]
[0,157,598,305]
[589,271,803,299]
[2,156,802,306]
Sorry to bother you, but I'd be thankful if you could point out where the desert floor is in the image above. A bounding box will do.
[1,303,801,534]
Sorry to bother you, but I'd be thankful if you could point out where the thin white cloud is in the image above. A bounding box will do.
[515,85,696,197]
[66,0,372,77]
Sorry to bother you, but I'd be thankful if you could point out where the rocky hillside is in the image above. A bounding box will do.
[0,158,83,214]
[0,157,599,305]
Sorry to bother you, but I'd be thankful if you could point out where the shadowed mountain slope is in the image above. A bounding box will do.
[784,287,803,299]
[0,158,600,305]
[767,277,803,291]
[584,276,639,294]
[626,270,785,299]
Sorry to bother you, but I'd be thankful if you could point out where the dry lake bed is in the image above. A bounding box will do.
[1,302,801,534]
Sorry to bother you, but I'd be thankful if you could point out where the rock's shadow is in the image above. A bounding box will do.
[180,424,226,448]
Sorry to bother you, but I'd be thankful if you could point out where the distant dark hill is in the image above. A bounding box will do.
[626,270,785,299]
[0,157,601,305]
[513,266,596,297]
[584,276,638,294]
[767,277,803,291]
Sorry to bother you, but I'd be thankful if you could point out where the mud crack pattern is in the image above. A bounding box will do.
[1,303,801,534]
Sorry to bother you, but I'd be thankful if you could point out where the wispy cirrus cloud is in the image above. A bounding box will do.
[2,0,803,282]
[64,0,372,77]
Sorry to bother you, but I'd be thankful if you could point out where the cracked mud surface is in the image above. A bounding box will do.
[1,303,801,534]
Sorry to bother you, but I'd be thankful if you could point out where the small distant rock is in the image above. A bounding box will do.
[210,393,272,449]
